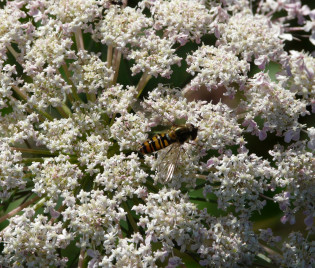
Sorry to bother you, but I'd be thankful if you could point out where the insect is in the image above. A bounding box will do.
[139,124,198,154]
[139,123,198,181]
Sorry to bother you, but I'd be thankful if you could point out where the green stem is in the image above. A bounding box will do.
[260,243,283,263]
[21,157,46,163]
[74,28,84,51]
[136,70,152,99]
[76,27,96,103]
[259,193,274,202]
[0,195,41,224]
[61,64,82,102]
[109,113,117,126]
[122,201,139,233]
[111,48,122,85]
[126,70,152,114]
[78,248,85,268]
[10,147,59,155]
[107,45,113,69]
[11,85,54,121]
[33,196,48,210]
[194,174,207,180]
[144,181,159,193]
[86,92,96,102]
[24,139,31,148]
[56,103,72,118]
[6,45,19,60]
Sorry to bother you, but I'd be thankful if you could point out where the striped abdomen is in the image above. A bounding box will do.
[139,133,176,154]
[139,124,198,155]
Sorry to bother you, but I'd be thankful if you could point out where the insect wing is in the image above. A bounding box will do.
[156,143,181,182]
[166,161,176,182]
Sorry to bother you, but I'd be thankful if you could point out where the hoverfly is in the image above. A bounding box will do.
[139,123,198,181]
[139,124,198,154]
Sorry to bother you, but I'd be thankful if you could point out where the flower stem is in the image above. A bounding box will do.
[260,243,283,262]
[61,64,82,102]
[111,48,122,85]
[0,195,41,224]
[10,147,59,156]
[122,201,139,233]
[56,104,72,118]
[259,193,274,201]
[74,28,97,102]
[21,157,46,163]
[11,85,54,121]
[74,28,84,51]
[6,45,19,60]
[107,45,113,69]
[78,249,85,268]
[136,70,152,98]
[194,174,207,180]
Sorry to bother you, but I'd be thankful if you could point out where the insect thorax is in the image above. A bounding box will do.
[173,124,198,144]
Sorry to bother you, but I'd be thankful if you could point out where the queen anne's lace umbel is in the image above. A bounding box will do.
[0,0,314,267]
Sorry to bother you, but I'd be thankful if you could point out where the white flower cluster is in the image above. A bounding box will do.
[0,3,28,59]
[270,142,315,227]
[127,31,182,78]
[62,189,126,249]
[186,45,249,95]
[0,111,38,144]
[23,19,75,75]
[306,127,315,150]
[29,155,82,200]
[0,208,72,267]
[71,102,110,134]
[133,189,204,251]
[22,72,72,109]
[38,101,110,153]
[197,102,243,150]
[98,233,165,267]
[206,152,276,214]
[242,72,309,140]
[217,10,285,63]
[97,84,137,116]
[0,142,25,199]
[69,50,113,94]
[134,190,260,267]
[142,0,214,45]
[39,118,83,154]
[0,64,18,108]
[94,153,148,197]
[93,5,153,49]
[45,0,107,32]
[280,50,315,106]
[110,112,150,151]
[76,134,112,175]
[280,231,314,267]
[139,85,197,125]
[198,214,260,267]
